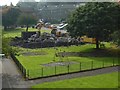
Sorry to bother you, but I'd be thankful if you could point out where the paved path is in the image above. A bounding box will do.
[2,58,27,88]
[2,58,119,89]
[0,58,2,90]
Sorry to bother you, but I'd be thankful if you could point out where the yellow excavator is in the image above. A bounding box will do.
[80,36,96,44]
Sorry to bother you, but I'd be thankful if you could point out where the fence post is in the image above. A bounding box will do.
[68,64,69,73]
[18,61,20,68]
[21,65,22,73]
[80,62,81,71]
[55,66,56,75]
[27,69,29,79]
[19,62,21,69]
[24,68,26,79]
[11,54,28,79]
[103,60,104,68]
[91,61,93,69]
[22,66,23,74]
[41,68,43,77]
[113,58,114,66]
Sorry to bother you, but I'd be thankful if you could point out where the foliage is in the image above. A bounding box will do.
[2,37,19,56]
[17,13,38,31]
[111,30,120,46]
[2,6,21,30]
[67,2,120,48]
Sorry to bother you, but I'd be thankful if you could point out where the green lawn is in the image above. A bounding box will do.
[3,28,119,79]
[3,28,51,37]
[16,44,114,70]
[15,44,119,79]
[2,27,119,88]
[32,72,118,88]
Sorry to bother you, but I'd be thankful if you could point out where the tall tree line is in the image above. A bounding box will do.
[67,2,120,48]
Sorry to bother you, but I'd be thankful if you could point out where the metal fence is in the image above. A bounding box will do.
[11,54,119,80]
[10,53,27,79]
[27,59,118,80]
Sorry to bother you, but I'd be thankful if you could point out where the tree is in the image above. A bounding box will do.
[2,6,21,30]
[111,31,120,46]
[17,13,38,31]
[67,2,120,49]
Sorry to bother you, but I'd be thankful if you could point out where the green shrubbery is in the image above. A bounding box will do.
[2,37,19,56]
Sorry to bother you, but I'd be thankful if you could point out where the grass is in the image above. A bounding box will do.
[15,44,100,69]
[32,72,118,88]
[3,28,51,37]
[3,27,119,88]
[15,44,119,79]
[3,28,24,37]
[3,28,119,78]
[17,56,118,78]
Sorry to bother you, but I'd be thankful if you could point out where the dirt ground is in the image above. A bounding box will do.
[42,61,79,67]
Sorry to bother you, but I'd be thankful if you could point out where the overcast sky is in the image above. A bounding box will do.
[0,0,118,6]
[0,0,40,6]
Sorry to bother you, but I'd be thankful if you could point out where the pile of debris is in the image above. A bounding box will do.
[11,32,83,48]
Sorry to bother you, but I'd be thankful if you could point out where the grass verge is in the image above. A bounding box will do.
[32,72,118,88]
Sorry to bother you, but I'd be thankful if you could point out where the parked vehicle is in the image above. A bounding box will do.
[80,36,96,44]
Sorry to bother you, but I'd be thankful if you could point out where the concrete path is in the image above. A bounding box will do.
[0,58,2,90]
[2,58,28,88]
[2,57,119,89]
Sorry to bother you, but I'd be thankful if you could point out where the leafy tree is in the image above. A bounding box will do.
[67,2,120,49]
[2,6,21,30]
[111,31,120,46]
[17,13,38,31]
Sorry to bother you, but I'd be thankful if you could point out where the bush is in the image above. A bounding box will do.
[2,37,19,56]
